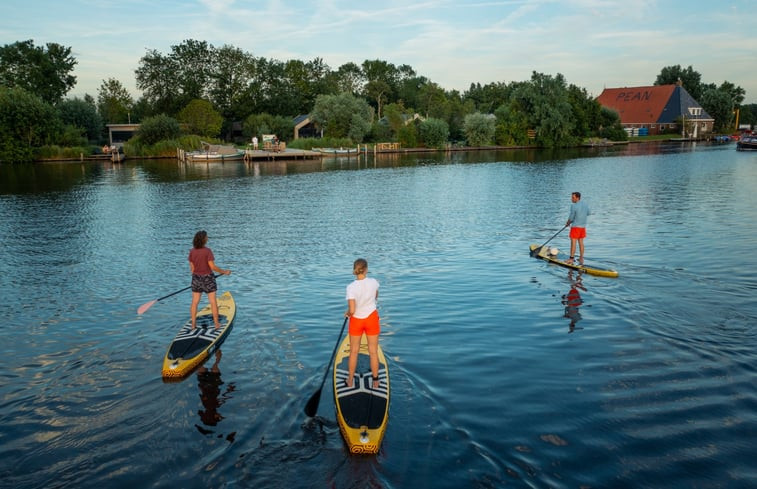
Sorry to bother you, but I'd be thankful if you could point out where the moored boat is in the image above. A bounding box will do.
[185,142,245,161]
[736,135,757,151]
[313,147,359,155]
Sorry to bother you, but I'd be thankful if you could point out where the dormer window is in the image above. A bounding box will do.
[688,107,702,116]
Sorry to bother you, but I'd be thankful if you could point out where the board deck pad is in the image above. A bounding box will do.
[333,335,390,454]
[530,244,619,278]
[162,291,235,379]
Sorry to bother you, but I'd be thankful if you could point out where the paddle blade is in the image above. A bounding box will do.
[303,389,322,418]
[137,300,157,315]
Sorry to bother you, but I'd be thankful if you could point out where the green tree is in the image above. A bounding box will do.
[210,45,257,120]
[0,40,77,104]
[419,117,449,148]
[700,88,735,132]
[397,123,418,148]
[0,87,60,162]
[463,112,495,146]
[654,65,703,101]
[511,72,577,147]
[494,102,530,146]
[97,78,134,124]
[58,97,103,142]
[382,102,406,136]
[331,62,365,95]
[311,93,373,142]
[178,99,223,137]
[243,113,294,141]
[136,114,181,145]
[135,39,214,115]
[135,48,179,114]
[597,107,627,140]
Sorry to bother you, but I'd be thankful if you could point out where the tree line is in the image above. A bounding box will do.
[1,39,754,163]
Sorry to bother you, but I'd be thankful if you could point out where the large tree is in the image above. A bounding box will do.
[311,92,373,142]
[0,40,77,104]
[655,64,704,100]
[97,78,134,124]
[178,99,223,137]
[135,39,214,115]
[58,97,103,142]
[0,87,60,162]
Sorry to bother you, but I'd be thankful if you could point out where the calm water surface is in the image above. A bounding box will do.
[1,142,756,488]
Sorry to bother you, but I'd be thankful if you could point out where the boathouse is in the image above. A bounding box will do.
[107,123,140,148]
[597,82,714,137]
[293,115,320,139]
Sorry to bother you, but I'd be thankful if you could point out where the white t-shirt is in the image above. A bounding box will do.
[346,277,379,319]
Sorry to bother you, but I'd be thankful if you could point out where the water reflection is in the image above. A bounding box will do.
[561,270,585,333]
[195,349,236,442]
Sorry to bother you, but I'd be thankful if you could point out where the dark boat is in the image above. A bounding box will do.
[736,135,757,151]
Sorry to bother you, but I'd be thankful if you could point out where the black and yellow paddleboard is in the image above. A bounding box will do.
[333,334,390,454]
[530,244,619,278]
[162,291,236,380]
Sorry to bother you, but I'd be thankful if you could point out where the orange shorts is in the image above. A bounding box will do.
[349,310,380,336]
[570,227,586,239]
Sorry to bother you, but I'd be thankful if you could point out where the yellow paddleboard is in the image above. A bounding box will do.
[333,334,390,454]
[161,291,236,380]
[530,244,619,278]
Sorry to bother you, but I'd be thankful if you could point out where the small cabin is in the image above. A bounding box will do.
[107,124,140,148]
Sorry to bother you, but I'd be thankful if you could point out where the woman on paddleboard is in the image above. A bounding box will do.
[345,258,381,389]
[189,230,231,330]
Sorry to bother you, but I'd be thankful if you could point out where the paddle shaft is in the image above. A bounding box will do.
[137,273,221,315]
[532,225,568,254]
[304,316,349,417]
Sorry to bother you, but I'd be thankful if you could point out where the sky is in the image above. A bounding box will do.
[2,0,756,103]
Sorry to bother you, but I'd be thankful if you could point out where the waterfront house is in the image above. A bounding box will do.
[597,81,714,137]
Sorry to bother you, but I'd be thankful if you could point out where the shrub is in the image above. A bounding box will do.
[136,114,181,145]
[419,118,449,148]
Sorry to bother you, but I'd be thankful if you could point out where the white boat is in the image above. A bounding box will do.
[313,147,359,155]
[185,142,245,161]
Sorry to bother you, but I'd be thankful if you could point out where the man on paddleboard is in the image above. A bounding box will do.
[566,192,590,265]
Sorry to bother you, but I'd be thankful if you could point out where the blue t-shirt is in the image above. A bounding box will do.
[568,200,590,228]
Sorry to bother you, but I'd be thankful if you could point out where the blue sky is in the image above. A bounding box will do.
[3,0,756,103]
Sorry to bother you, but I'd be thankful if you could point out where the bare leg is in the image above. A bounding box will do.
[208,291,220,328]
[366,334,380,388]
[190,292,201,329]
[568,238,577,263]
[346,334,361,387]
[578,238,585,263]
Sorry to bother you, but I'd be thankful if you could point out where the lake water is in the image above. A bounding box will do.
[1,142,756,489]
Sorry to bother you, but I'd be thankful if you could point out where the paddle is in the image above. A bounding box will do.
[304,316,349,417]
[137,274,220,315]
[531,224,568,257]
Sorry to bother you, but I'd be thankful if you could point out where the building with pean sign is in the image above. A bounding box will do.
[597,81,714,138]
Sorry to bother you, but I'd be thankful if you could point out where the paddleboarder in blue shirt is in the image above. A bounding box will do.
[566,192,590,264]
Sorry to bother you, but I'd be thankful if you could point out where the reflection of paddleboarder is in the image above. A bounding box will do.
[562,271,586,332]
[195,350,236,442]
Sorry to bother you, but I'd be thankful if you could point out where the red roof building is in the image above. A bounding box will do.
[597,82,714,137]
